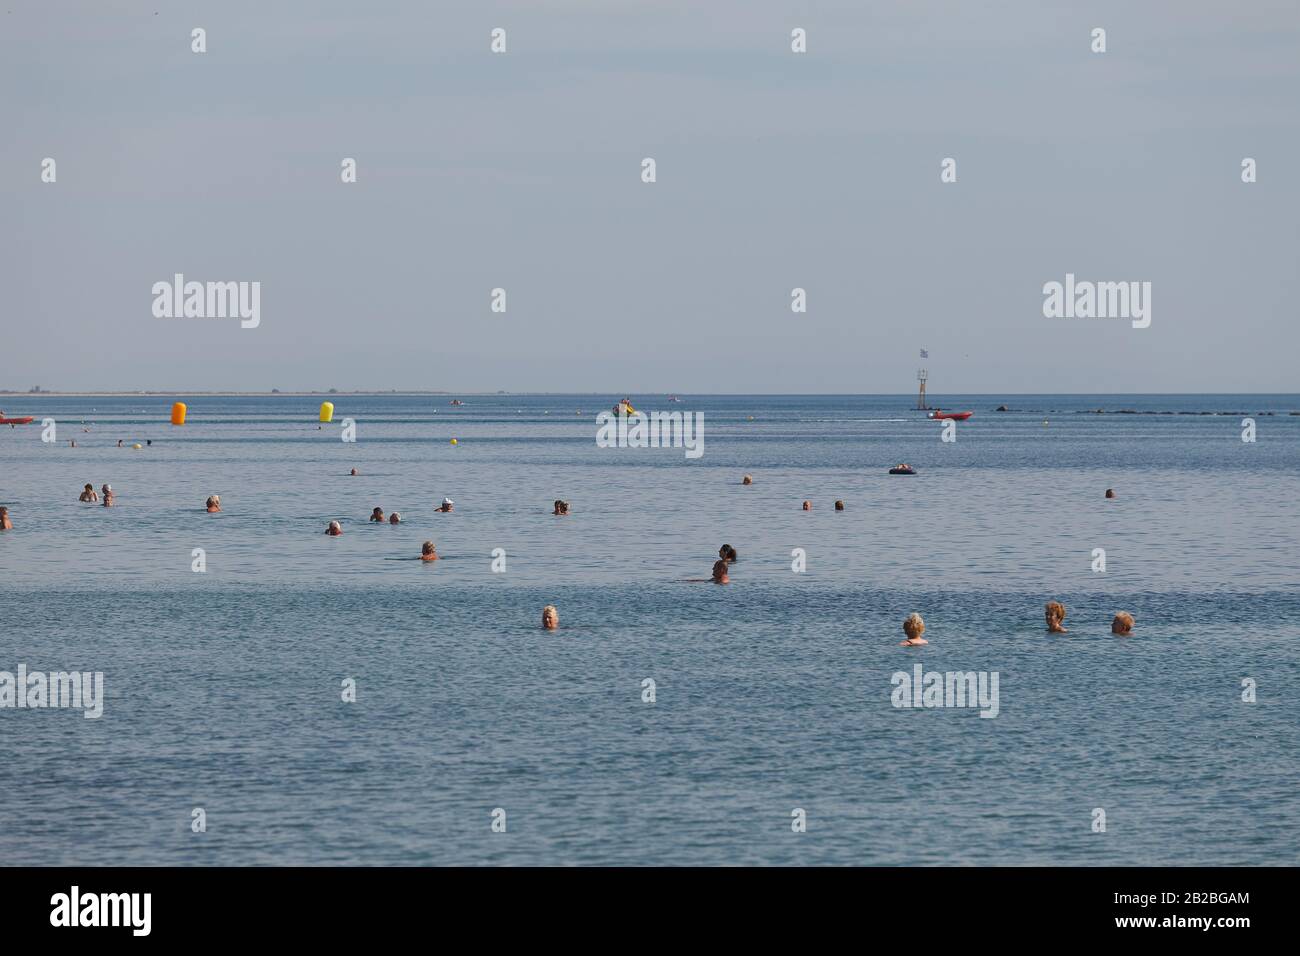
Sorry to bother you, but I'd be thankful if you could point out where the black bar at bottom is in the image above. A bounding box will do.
[0,866,1277,941]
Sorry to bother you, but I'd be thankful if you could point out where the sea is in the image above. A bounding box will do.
[0,393,1296,865]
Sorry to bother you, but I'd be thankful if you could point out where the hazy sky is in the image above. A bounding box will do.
[3,1,1297,393]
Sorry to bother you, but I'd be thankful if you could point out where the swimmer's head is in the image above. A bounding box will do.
[834,500,845,511]
[371,507,384,518]
[389,513,400,524]
[1111,611,1134,635]
[802,500,812,511]
[1105,488,1116,499]
[441,497,454,511]
[742,474,753,485]
[327,520,342,535]
[350,468,358,476]
[903,613,925,641]
[1045,601,1066,630]
[719,544,737,563]
[421,540,436,556]
[84,483,93,492]
[542,605,559,629]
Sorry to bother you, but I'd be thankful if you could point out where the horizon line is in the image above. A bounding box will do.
[4,390,1300,398]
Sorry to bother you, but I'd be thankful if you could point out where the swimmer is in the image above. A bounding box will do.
[684,559,730,584]
[900,612,928,646]
[0,507,12,530]
[742,474,753,485]
[79,483,98,502]
[420,540,438,561]
[350,468,358,476]
[438,498,453,513]
[389,513,401,524]
[205,495,221,513]
[718,544,737,564]
[102,490,115,508]
[1111,611,1134,636]
[326,520,343,536]
[802,500,812,511]
[117,439,123,448]
[835,500,845,511]
[1105,488,1116,499]
[552,500,570,515]
[370,507,385,523]
[542,605,559,630]
[1045,601,1067,633]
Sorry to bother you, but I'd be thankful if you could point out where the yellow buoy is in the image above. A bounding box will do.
[319,401,334,423]
[132,443,142,449]
[170,402,187,426]
[450,438,458,445]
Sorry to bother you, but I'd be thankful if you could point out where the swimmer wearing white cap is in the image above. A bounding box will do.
[438,497,454,513]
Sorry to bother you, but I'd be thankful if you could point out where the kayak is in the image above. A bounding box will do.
[927,410,973,421]
[0,417,34,425]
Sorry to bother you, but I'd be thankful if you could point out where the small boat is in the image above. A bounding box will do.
[927,409,973,421]
[889,464,917,475]
[613,398,637,416]
[449,399,463,406]
[0,416,35,425]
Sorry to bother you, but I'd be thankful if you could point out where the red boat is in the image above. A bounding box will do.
[0,416,35,425]
[927,409,973,421]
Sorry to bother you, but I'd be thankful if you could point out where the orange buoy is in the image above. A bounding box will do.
[170,402,187,426]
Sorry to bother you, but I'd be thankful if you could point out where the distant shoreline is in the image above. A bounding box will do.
[4,391,1300,398]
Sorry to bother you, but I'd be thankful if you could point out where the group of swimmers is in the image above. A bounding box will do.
[78,483,114,506]
[327,497,453,537]
[15,472,1136,638]
[896,604,1136,646]
[1043,601,1135,636]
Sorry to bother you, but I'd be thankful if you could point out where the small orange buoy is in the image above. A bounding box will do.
[170,402,187,426]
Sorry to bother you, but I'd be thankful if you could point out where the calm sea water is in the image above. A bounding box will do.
[1,393,1297,865]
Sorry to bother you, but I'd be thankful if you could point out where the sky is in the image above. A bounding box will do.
[2,0,1297,393]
